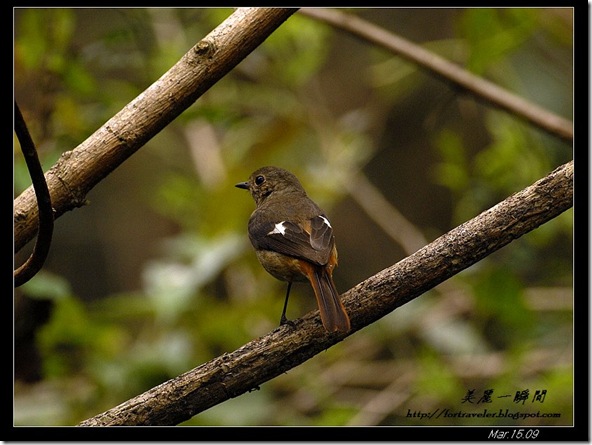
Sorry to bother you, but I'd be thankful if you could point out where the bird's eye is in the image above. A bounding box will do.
[255,175,265,185]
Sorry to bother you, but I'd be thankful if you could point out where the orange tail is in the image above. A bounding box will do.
[308,266,351,332]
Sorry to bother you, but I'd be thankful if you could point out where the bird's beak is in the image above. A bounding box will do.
[235,181,249,190]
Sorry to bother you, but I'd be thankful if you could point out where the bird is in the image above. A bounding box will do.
[236,166,351,332]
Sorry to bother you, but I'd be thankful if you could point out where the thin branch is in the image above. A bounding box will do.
[345,172,428,256]
[13,102,54,287]
[300,8,573,144]
[14,7,298,253]
[79,160,573,426]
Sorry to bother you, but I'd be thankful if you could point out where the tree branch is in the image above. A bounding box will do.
[345,172,428,256]
[13,102,54,287]
[300,8,573,144]
[14,7,298,253]
[79,160,573,426]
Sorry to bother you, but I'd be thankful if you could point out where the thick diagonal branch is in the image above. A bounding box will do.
[79,160,573,426]
[14,8,297,253]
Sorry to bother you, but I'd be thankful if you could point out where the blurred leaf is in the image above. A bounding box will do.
[253,14,330,87]
[313,405,356,426]
[472,267,534,346]
[63,60,98,97]
[37,295,94,377]
[475,112,551,194]
[142,233,245,325]
[458,9,537,75]
[15,9,75,71]
[432,128,469,192]
[21,271,72,301]
[414,348,464,402]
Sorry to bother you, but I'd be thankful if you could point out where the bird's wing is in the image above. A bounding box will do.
[249,214,333,266]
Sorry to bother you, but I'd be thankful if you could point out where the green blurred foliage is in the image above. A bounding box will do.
[14,8,573,428]
[458,9,538,76]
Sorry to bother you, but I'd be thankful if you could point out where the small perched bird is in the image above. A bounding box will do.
[236,166,351,332]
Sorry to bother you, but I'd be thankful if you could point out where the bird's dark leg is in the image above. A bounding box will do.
[279,282,292,326]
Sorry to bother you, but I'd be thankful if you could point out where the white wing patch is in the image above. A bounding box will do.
[319,215,332,229]
[268,221,287,236]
